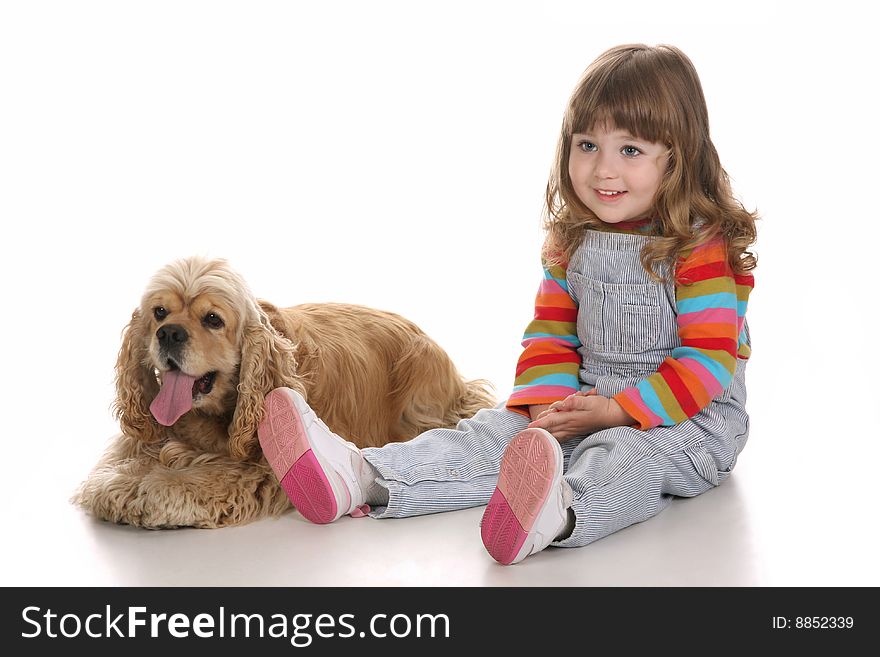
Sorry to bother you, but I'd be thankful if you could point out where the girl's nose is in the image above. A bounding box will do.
[594,150,618,179]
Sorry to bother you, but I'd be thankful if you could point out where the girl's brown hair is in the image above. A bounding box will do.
[544,44,757,279]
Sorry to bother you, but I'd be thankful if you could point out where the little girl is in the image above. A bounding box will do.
[258,44,757,565]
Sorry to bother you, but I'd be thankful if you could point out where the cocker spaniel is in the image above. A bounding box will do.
[73,256,495,529]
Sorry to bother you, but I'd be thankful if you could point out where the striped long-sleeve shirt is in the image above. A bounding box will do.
[507,231,754,430]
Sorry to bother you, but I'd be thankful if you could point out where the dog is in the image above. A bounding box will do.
[73,256,495,529]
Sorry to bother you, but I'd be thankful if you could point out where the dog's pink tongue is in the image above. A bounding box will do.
[149,370,197,426]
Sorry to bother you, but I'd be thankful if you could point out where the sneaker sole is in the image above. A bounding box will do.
[481,428,558,565]
[257,389,338,524]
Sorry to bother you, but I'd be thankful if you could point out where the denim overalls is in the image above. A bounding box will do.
[362,229,749,548]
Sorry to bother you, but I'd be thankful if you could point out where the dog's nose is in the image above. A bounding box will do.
[156,324,189,347]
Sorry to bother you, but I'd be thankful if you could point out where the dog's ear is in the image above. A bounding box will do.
[113,308,164,445]
[228,304,303,460]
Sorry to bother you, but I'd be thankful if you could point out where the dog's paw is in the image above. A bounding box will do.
[138,464,280,528]
[76,456,287,529]
[72,468,148,527]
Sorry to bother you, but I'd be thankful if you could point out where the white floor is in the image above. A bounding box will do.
[49,464,766,586]
[4,400,877,587]
[8,470,759,587]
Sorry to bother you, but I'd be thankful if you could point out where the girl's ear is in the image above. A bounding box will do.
[114,309,164,445]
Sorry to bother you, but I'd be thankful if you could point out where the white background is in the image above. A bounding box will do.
[1,1,877,586]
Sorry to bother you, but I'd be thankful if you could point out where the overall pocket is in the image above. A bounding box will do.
[569,272,661,355]
[682,441,720,487]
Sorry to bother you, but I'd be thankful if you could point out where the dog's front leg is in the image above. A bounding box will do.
[137,458,291,529]
[72,453,158,527]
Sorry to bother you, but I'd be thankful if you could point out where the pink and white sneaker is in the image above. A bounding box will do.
[258,387,367,524]
[481,428,572,565]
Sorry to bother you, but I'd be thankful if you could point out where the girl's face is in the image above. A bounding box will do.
[568,124,668,224]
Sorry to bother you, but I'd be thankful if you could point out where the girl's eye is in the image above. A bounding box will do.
[578,140,597,153]
[153,306,168,321]
[204,313,224,329]
[622,145,642,157]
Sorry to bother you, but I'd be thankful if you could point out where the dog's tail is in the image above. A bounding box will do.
[455,377,498,420]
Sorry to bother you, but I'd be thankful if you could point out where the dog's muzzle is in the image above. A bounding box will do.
[156,324,188,361]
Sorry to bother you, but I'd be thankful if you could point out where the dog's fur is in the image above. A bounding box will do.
[73,257,495,529]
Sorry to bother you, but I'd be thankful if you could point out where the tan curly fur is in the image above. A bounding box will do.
[73,256,495,529]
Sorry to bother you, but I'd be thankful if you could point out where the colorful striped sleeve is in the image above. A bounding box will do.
[613,238,755,430]
[506,257,582,417]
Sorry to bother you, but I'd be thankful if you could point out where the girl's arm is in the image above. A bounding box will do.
[613,238,754,429]
[506,257,582,417]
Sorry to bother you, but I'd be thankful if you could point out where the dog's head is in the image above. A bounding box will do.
[114,256,302,459]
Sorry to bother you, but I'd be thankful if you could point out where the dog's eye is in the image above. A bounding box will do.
[204,313,224,329]
[153,306,168,321]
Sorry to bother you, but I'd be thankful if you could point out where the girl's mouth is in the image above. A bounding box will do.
[594,189,627,203]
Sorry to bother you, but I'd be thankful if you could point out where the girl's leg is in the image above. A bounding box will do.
[482,416,743,564]
[555,426,718,548]
[361,402,529,518]
[557,388,748,548]
[258,387,529,523]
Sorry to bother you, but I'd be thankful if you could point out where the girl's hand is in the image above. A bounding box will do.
[528,391,635,442]
[534,389,598,421]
